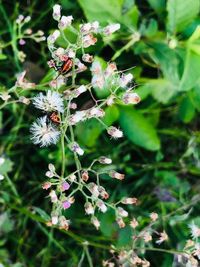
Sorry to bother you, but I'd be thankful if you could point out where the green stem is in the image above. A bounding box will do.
[84,245,93,267]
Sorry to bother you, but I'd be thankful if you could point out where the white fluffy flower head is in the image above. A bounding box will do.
[30,116,60,147]
[32,90,64,113]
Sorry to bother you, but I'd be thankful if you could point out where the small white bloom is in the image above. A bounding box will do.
[82,34,97,48]
[189,222,200,239]
[91,74,105,89]
[0,92,11,101]
[58,15,73,29]
[156,231,168,245]
[0,174,4,180]
[47,30,60,44]
[53,4,61,21]
[119,73,133,88]
[24,16,31,23]
[67,49,76,58]
[69,111,86,125]
[80,23,92,33]
[16,14,24,24]
[74,85,87,96]
[91,21,99,32]
[32,90,64,113]
[88,107,105,118]
[91,61,102,75]
[103,23,120,35]
[30,116,60,147]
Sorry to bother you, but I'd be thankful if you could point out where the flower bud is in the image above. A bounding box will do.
[58,15,73,29]
[117,207,128,217]
[42,182,52,190]
[84,202,95,215]
[122,92,141,105]
[98,156,112,164]
[103,24,120,35]
[109,171,125,180]
[53,4,61,21]
[107,126,123,139]
[91,216,100,229]
[96,200,107,213]
[130,218,138,229]
[116,217,125,228]
[81,171,89,182]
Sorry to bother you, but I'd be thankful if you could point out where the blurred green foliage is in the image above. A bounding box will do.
[1,0,200,266]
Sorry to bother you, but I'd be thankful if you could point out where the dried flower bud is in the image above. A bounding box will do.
[119,73,133,88]
[150,212,158,222]
[107,126,123,139]
[69,142,84,156]
[88,182,99,198]
[59,216,70,230]
[82,53,93,63]
[81,171,89,182]
[19,96,30,105]
[130,218,139,229]
[68,174,77,183]
[116,217,125,228]
[99,186,109,199]
[58,15,73,29]
[103,24,120,35]
[82,34,97,48]
[84,202,95,215]
[109,171,125,180]
[47,30,60,44]
[49,190,58,203]
[96,200,107,213]
[117,207,128,217]
[122,92,141,105]
[42,182,52,190]
[122,197,137,205]
[91,216,100,230]
[99,156,112,164]
[143,232,152,243]
[156,231,168,245]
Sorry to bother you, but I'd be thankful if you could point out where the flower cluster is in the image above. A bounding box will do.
[29,5,142,233]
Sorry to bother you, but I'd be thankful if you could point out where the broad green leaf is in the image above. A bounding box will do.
[178,95,196,123]
[179,50,200,91]
[119,106,160,151]
[78,0,123,24]
[147,0,166,13]
[167,0,200,33]
[76,105,119,147]
[122,5,139,29]
[149,43,180,83]
[149,79,177,104]
[191,85,200,111]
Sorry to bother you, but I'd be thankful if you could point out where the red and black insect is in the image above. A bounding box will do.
[54,56,73,75]
[48,111,61,124]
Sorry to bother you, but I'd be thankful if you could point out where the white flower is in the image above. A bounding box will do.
[98,156,112,164]
[156,231,168,245]
[53,4,61,21]
[47,30,60,44]
[0,174,4,181]
[30,116,60,147]
[49,190,58,203]
[91,216,100,229]
[51,215,58,225]
[58,15,73,29]
[32,90,64,113]
[103,23,120,35]
[189,222,200,239]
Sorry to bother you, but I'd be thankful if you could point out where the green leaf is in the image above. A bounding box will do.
[167,0,200,33]
[122,5,139,29]
[147,0,166,13]
[119,106,160,151]
[150,79,177,104]
[78,0,123,24]
[179,50,200,91]
[178,95,196,123]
